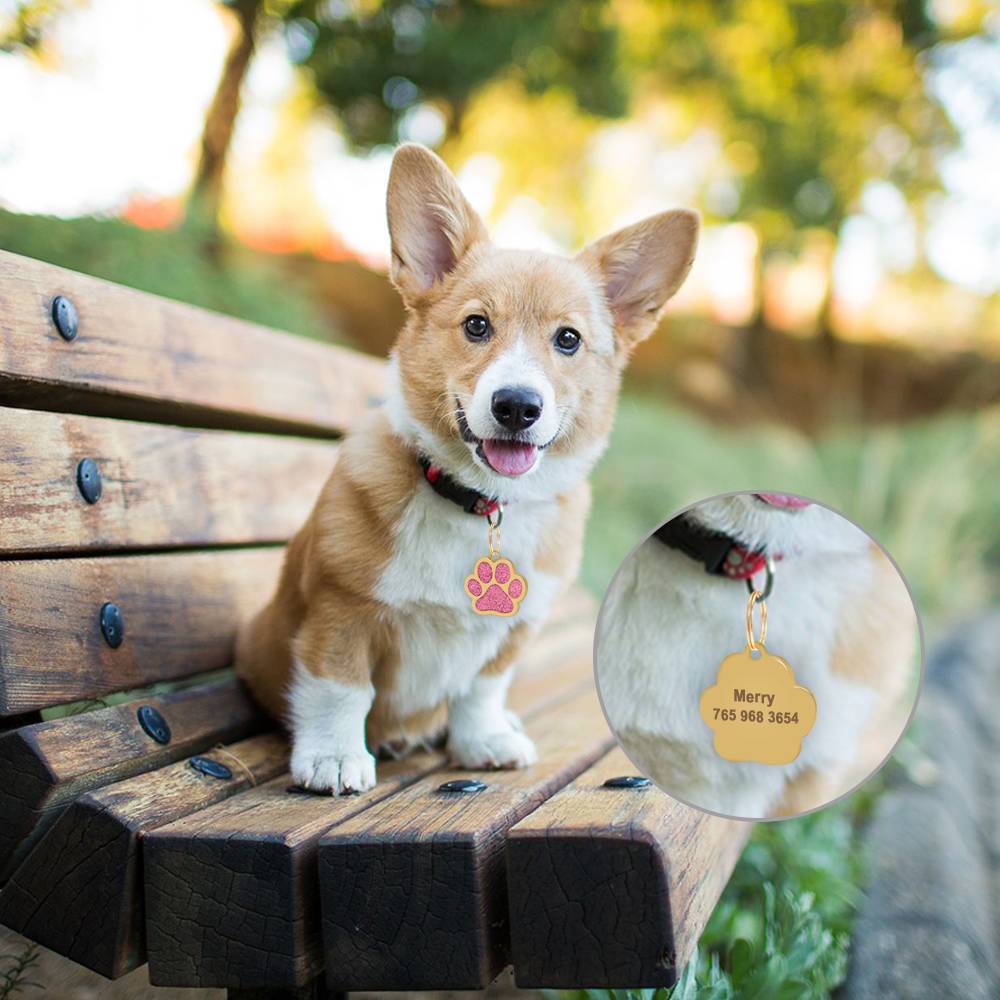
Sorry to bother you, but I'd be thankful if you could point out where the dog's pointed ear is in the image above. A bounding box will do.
[577,209,699,345]
[386,143,488,305]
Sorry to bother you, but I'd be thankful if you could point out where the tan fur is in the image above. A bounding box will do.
[236,411,415,727]
[774,544,916,816]
[774,767,836,817]
[829,544,915,692]
[236,143,698,777]
[821,542,917,803]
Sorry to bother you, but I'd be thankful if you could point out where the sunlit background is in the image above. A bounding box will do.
[2,0,1000,608]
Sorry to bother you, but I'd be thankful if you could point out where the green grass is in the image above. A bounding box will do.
[0,942,42,998]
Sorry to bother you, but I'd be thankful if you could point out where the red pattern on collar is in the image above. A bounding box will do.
[721,545,781,580]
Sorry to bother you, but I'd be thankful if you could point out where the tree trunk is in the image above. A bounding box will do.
[190,0,263,221]
[816,264,839,356]
[743,244,770,378]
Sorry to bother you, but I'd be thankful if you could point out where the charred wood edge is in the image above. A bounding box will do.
[0,676,266,883]
[318,717,615,989]
[504,761,751,989]
[0,732,287,978]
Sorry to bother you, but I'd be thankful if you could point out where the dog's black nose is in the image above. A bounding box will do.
[491,386,543,432]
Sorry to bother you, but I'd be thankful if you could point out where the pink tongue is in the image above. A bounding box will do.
[756,492,812,510]
[482,439,538,476]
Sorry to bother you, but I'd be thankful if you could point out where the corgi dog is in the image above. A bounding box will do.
[235,143,699,793]
[595,493,917,819]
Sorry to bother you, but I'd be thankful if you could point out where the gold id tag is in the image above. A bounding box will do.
[464,508,527,617]
[700,591,816,765]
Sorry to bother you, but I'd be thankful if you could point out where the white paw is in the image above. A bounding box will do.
[291,747,377,795]
[449,728,538,770]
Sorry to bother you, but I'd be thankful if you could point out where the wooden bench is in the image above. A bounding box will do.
[0,249,749,996]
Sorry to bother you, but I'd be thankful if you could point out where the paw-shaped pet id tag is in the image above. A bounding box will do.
[465,557,527,616]
[700,591,816,765]
[465,509,527,617]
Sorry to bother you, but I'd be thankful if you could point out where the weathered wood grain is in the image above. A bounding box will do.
[0,732,288,978]
[0,407,338,555]
[0,677,265,882]
[0,250,385,436]
[506,746,752,988]
[142,640,596,992]
[144,754,443,991]
[0,547,283,714]
[318,685,615,992]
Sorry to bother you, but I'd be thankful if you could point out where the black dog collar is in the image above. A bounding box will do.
[418,454,500,516]
[653,515,772,582]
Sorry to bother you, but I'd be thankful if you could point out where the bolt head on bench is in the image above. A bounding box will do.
[76,457,102,503]
[100,601,125,648]
[51,294,78,341]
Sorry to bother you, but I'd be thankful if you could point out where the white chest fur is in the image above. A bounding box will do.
[597,535,880,817]
[374,482,561,715]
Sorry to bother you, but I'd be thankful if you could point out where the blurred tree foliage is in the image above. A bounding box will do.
[288,0,627,146]
[4,0,629,220]
[610,0,973,336]
[622,1,956,245]
[274,0,982,242]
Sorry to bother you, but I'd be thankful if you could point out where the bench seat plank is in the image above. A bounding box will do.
[142,633,595,992]
[318,685,615,992]
[0,250,385,437]
[0,732,288,979]
[0,547,282,714]
[0,677,265,881]
[506,746,751,988]
[0,406,338,556]
[145,754,443,991]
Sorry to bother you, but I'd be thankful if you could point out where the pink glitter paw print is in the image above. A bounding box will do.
[465,557,527,617]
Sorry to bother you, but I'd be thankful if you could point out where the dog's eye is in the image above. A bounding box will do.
[463,315,490,341]
[554,327,581,355]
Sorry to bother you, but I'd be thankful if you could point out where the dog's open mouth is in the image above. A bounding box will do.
[456,403,544,477]
[755,492,812,510]
[479,439,538,476]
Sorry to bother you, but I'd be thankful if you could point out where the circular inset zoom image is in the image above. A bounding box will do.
[594,491,922,821]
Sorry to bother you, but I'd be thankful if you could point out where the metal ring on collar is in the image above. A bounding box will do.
[746,556,775,600]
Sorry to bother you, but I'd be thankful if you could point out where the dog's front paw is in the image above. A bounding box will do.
[450,728,538,770]
[291,747,377,795]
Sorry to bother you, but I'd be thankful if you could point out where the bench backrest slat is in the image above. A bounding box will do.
[1,407,338,556]
[0,548,283,715]
[0,250,386,437]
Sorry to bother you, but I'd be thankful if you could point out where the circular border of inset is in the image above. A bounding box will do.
[592,489,925,822]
